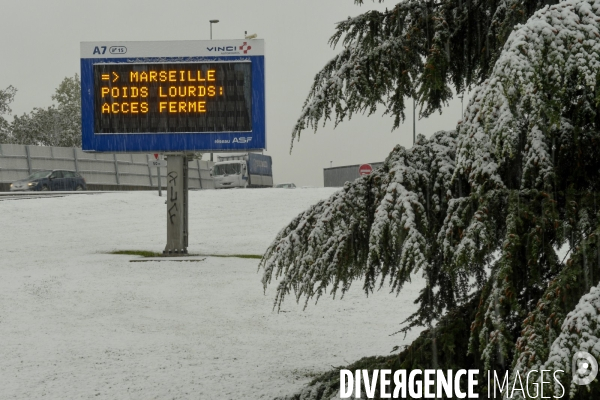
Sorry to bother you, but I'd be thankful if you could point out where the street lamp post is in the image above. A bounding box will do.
[210,19,219,40]
[209,20,219,162]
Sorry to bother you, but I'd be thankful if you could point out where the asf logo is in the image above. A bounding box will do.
[239,42,252,54]
[233,137,252,144]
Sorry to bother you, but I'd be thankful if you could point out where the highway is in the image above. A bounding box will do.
[0,191,114,201]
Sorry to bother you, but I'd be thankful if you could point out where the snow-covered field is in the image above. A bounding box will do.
[1,189,424,399]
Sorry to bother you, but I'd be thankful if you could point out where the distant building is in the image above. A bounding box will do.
[323,162,384,187]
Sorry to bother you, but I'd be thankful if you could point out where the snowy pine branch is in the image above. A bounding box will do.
[457,0,600,192]
[261,131,463,324]
[544,282,600,397]
[291,0,548,147]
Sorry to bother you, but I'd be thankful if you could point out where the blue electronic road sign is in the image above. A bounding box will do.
[80,40,266,153]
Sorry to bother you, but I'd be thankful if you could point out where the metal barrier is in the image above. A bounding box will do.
[0,143,215,191]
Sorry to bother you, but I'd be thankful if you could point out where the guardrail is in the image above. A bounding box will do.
[0,143,214,191]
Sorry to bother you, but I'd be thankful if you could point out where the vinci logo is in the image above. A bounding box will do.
[239,42,252,54]
[206,42,252,54]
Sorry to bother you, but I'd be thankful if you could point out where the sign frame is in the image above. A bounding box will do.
[80,40,266,153]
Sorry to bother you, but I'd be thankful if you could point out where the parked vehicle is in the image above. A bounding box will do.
[211,153,273,189]
[275,183,296,189]
[10,170,87,192]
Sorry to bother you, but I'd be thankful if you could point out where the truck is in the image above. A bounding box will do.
[211,153,273,189]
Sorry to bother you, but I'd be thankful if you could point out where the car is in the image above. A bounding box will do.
[275,183,296,189]
[10,170,87,192]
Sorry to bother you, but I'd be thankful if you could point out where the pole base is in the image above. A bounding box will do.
[162,249,189,257]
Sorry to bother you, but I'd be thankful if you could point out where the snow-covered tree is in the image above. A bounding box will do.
[11,106,64,147]
[0,85,16,143]
[262,0,600,398]
[52,74,82,148]
[8,75,81,147]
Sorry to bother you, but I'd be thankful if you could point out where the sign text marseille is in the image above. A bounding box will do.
[80,40,266,153]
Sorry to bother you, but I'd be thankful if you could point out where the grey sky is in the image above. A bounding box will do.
[0,0,464,187]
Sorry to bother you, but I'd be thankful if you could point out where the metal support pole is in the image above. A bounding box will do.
[184,156,189,250]
[157,166,162,197]
[25,145,32,175]
[114,153,121,185]
[73,148,79,173]
[164,154,189,255]
[148,154,163,196]
[146,154,153,186]
[197,159,203,189]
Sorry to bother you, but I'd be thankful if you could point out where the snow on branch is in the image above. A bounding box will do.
[544,282,600,398]
[291,0,542,148]
[261,131,457,312]
[457,0,600,192]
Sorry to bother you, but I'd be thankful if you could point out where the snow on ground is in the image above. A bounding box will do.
[1,188,424,399]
